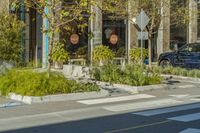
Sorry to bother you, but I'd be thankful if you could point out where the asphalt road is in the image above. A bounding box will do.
[0,79,200,133]
[1,103,200,133]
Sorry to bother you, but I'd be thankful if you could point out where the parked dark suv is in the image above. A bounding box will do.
[158,43,200,69]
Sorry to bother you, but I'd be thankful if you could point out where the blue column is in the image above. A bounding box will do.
[42,6,49,68]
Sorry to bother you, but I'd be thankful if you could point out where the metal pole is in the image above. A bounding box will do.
[140,9,143,67]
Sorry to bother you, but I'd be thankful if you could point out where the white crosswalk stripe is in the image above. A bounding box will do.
[133,103,200,116]
[103,99,182,112]
[180,128,200,133]
[77,94,155,105]
[178,85,195,89]
[168,112,200,122]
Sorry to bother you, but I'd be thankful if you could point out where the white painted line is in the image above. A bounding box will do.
[180,128,200,133]
[168,112,200,122]
[190,98,200,101]
[169,95,189,98]
[133,103,200,116]
[178,85,195,89]
[103,99,182,112]
[78,94,155,105]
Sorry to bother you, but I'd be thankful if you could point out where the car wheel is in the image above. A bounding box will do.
[159,60,171,68]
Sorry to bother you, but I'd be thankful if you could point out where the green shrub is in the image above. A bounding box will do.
[171,67,182,75]
[92,64,122,84]
[76,46,87,56]
[116,47,125,57]
[92,45,114,65]
[161,66,174,74]
[52,42,69,62]
[122,65,162,86]
[0,69,100,96]
[0,11,24,65]
[154,66,200,78]
[187,70,197,78]
[92,64,162,86]
[195,71,200,78]
[179,68,188,76]
[129,48,148,64]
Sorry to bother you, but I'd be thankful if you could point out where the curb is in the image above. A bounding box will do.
[9,89,109,104]
[96,81,168,94]
[162,74,200,82]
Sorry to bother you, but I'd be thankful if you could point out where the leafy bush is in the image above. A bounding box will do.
[76,46,87,56]
[153,66,200,78]
[92,64,162,86]
[92,64,122,84]
[116,47,126,57]
[0,11,24,64]
[52,42,69,62]
[0,69,100,96]
[92,45,114,65]
[122,65,161,86]
[129,48,148,64]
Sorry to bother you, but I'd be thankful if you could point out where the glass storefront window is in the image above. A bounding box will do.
[102,17,126,57]
[62,24,88,59]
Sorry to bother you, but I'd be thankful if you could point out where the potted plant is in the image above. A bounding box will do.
[129,47,148,64]
[116,47,125,57]
[52,42,69,69]
[92,45,114,66]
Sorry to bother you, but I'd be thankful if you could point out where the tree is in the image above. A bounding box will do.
[0,10,24,65]
[102,0,192,68]
[12,0,98,75]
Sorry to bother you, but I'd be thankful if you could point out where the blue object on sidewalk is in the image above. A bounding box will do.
[144,58,149,65]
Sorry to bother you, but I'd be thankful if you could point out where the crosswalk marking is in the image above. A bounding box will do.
[169,95,189,98]
[178,85,195,89]
[133,103,200,116]
[103,99,182,112]
[168,112,200,122]
[77,94,155,105]
[180,128,200,133]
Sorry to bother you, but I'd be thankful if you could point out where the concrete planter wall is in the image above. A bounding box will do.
[9,89,109,104]
[162,74,200,82]
[96,81,168,94]
[63,65,90,78]
[54,61,63,69]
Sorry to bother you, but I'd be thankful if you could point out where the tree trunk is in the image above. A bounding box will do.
[47,0,56,77]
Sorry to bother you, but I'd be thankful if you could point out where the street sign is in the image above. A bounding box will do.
[137,32,148,40]
[136,10,150,31]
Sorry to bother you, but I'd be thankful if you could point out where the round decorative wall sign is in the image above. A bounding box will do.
[70,34,79,45]
[110,34,118,45]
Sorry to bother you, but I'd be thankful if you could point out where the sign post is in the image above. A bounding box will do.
[136,9,149,67]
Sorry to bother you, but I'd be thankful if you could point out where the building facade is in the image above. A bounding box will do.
[1,0,200,67]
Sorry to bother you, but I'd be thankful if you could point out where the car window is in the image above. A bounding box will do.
[178,44,200,52]
[179,45,192,52]
[191,44,200,52]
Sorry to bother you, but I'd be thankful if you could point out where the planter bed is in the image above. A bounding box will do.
[95,81,168,94]
[162,74,200,82]
[9,89,109,104]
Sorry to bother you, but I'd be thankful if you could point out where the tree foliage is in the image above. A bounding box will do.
[103,0,192,67]
[0,10,24,64]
